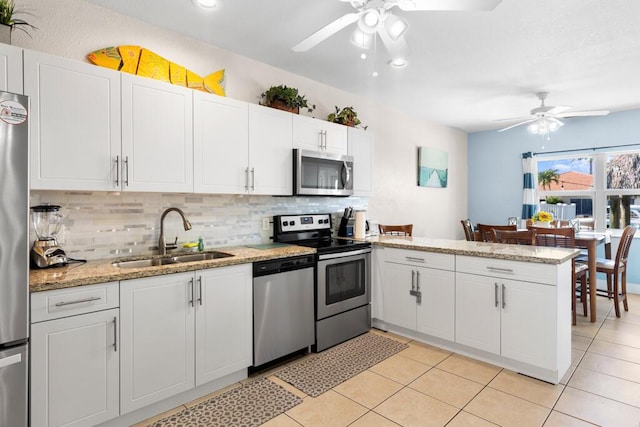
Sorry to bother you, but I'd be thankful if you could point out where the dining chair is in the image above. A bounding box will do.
[577,218,596,230]
[492,229,534,245]
[531,226,589,325]
[595,225,636,317]
[378,224,413,236]
[460,219,475,241]
[476,224,517,242]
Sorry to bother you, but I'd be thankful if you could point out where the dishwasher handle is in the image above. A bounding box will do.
[253,254,315,277]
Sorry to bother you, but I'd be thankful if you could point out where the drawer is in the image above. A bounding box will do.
[31,282,119,323]
[456,255,556,285]
[384,248,454,271]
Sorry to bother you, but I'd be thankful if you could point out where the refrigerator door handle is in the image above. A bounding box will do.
[0,353,21,369]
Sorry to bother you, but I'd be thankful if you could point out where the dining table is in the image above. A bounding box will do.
[574,231,612,322]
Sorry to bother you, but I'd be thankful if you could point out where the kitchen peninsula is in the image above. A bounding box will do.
[369,235,579,384]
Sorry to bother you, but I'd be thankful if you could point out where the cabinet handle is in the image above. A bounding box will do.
[123,156,129,187]
[189,278,194,307]
[323,130,328,150]
[494,283,498,307]
[244,167,249,190]
[54,296,101,307]
[251,167,255,191]
[112,316,118,352]
[486,266,513,273]
[318,131,323,150]
[416,270,420,291]
[502,284,506,309]
[405,256,425,263]
[197,276,203,306]
[411,270,415,291]
[114,156,120,187]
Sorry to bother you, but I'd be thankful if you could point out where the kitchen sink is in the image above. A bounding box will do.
[112,251,234,268]
[112,258,177,268]
[170,252,234,263]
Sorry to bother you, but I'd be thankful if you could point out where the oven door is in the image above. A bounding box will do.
[316,249,370,320]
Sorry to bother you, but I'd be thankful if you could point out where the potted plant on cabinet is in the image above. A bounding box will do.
[0,0,36,44]
[327,106,366,129]
[260,85,315,114]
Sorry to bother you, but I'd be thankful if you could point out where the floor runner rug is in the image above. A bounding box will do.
[149,377,302,427]
[275,332,409,397]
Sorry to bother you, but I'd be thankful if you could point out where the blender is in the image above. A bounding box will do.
[31,204,68,268]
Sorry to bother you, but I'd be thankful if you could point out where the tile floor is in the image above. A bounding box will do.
[140,294,640,427]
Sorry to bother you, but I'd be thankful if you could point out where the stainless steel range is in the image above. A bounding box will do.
[273,213,371,352]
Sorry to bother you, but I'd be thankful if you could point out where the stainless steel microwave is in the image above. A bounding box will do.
[293,149,354,196]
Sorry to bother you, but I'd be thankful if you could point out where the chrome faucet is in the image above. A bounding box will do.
[158,207,192,255]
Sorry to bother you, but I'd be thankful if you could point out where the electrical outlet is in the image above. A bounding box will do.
[262,217,270,231]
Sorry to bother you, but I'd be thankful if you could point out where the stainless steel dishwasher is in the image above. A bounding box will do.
[253,254,315,367]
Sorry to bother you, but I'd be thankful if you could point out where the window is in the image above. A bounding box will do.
[537,151,640,230]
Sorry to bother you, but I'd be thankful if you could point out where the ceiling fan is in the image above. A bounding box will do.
[497,92,610,136]
[292,0,502,68]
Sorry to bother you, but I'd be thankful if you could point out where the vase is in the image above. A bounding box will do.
[534,221,551,227]
[0,24,11,45]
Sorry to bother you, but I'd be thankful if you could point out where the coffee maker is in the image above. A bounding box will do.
[31,204,68,268]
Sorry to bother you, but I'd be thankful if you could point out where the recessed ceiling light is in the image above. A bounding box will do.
[388,58,408,69]
[192,0,217,9]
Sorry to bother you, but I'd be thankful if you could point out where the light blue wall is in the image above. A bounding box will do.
[468,108,640,284]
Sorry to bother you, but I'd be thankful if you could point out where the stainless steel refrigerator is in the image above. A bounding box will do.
[0,91,29,427]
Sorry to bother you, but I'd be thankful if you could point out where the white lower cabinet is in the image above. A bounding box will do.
[456,272,557,369]
[30,283,120,427]
[381,249,455,341]
[195,265,253,386]
[120,272,195,414]
[376,250,570,383]
[120,264,252,413]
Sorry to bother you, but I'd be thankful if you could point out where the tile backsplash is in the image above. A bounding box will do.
[30,191,368,261]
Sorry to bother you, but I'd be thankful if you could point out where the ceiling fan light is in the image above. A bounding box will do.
[192,0,217,9]
[384,14,408,40]
[389,57,408,69]
[358,10,380,34]
[527,122,540,134]
[350,29,373,49]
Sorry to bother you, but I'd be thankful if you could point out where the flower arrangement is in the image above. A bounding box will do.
[0,0,36,37]
[533,211,553,223]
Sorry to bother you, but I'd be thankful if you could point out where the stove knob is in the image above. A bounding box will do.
[290,220,296,226]
[283,221,289,226]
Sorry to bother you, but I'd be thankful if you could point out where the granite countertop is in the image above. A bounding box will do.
[367,235,580,265]
[30,244,316,293]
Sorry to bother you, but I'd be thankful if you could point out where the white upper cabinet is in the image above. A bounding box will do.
[121,73,193,193]
[248,104,292,195]
[292,114,348,154]
[0,43,23,93]
[347,127,374,196]
[25,50,121,191]
[193,92,249,194]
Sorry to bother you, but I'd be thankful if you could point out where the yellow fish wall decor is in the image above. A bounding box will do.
[87,46,226,96]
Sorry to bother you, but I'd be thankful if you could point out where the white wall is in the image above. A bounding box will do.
[17,0,468,240]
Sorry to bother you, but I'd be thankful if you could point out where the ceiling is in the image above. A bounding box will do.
[85,0,640,133]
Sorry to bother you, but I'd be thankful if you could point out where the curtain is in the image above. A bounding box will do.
[522,152,538,219]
